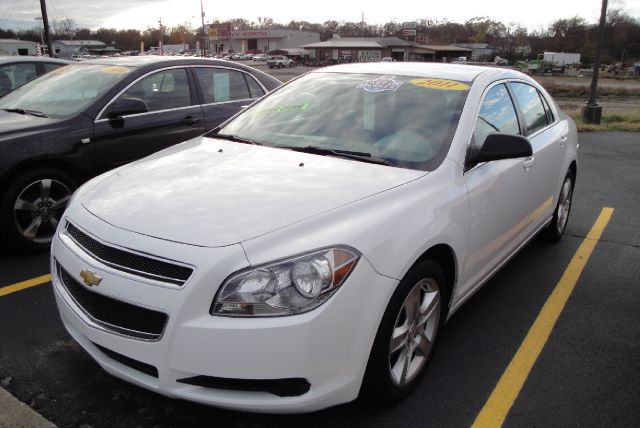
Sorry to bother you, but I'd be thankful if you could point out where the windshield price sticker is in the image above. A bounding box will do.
[102,66,131,75]
[410,79,470,91]
[357,77,403,93]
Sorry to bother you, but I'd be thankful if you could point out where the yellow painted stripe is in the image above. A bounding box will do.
[472,207,614,428]
[0,274,52,298]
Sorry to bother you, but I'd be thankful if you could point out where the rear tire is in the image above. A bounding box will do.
[0,167,76,252]
[542,170,575,242]
[362,260,448,402]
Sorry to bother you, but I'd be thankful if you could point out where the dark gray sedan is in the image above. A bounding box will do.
[0,56,281,250]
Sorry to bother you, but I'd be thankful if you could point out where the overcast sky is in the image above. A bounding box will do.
[2,0,639,32]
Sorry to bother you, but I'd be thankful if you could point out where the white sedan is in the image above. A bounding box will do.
[51,63,577,413]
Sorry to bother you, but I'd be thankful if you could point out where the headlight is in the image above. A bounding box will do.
[211,246,360,317]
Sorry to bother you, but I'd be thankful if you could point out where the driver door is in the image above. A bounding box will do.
[93,67,204,171]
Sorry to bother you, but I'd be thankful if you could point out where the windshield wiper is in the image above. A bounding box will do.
[213,133,262,145]
[2,108,48,118]
[281,145,391,166]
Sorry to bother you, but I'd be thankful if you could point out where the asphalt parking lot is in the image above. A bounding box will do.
[0,132,638,427]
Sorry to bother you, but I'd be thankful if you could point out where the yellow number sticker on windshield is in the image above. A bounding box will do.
[102,66,131,74]
[410,79,470,91]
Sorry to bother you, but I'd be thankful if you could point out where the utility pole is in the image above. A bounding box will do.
[159,18,164,55]
[39,0,54,57]
[200,0,207,57]
[582,0,608,124]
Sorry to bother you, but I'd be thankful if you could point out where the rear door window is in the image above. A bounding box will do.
[510,82,549,135]
[194,68,252,103]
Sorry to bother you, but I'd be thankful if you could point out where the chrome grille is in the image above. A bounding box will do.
[65,222,193,286]
[56,262,168,341]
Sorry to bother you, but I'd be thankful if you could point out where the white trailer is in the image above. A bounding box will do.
[543,52,581,67]
[0,39,37,56]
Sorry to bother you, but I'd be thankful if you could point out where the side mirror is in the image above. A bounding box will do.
[108,97,148,119]
[470,133,533,165]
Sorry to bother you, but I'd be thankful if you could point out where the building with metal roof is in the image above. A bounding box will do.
[52,40,107,59]
[302,37,471,63]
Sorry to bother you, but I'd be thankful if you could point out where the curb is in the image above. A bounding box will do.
[0,386,56,428]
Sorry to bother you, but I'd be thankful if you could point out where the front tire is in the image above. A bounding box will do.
[543,170,575,242]
[0,167,76,251]
[362,260,447,402]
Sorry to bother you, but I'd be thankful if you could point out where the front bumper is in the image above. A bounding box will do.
[51,211,397,413]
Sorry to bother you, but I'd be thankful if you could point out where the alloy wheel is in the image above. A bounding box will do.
[556,177,573,235]
[13,178,72,244]
[388,278,441,387]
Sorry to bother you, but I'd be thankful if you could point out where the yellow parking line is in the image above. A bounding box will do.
[0,274,52,298]
[472,207,614,428]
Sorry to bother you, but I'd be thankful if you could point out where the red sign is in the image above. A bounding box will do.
[210,23,231,37]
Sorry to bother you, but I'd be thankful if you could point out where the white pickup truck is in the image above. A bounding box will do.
[267,55,294,68]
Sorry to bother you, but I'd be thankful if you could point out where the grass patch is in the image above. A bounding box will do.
[565,107,640,132]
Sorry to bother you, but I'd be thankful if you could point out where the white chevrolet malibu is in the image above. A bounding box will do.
[51,63,577,413]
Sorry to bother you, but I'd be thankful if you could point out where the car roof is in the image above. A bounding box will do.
[0,56,72,65]
[79,56,235,69]
[314,62,521,82]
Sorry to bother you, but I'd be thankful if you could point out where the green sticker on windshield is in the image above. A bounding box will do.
[275,103,308,112]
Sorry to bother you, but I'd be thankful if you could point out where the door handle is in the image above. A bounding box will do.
[183,116,203,125]
[523,156,535,170]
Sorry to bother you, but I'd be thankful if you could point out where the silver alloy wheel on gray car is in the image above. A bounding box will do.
[388,277,441,387]
[13,178,72,244]
[556,176,573,235]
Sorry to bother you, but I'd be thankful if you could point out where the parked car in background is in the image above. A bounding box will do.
[267,55,294,68]
[51,63,577,412]
[0,56,280,250]
[0,56,71,97]
[252,54,267,61]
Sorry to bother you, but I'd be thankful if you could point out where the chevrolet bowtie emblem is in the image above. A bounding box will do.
[80,270,103,287]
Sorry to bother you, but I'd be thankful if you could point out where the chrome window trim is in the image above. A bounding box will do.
[94,104,199,123]
[95,64,268,123]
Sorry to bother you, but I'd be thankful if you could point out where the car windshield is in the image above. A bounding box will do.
[0,64,133,119]
[218,72,469,171]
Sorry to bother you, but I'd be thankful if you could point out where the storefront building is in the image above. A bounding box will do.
[214,30,320,54]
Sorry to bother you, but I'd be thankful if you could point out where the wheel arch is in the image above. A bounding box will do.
[410,243,457,316]
[568,160,577,183]
[0,159,86,194]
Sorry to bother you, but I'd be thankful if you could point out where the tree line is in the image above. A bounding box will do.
[1,10,639,64]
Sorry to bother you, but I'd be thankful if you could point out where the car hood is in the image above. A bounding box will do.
[0,110,55,138]
[80,137,426,247]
